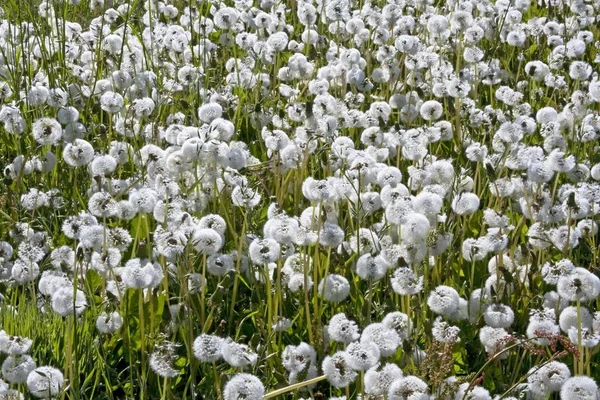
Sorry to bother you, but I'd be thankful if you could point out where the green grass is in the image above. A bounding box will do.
[0,0,599,399]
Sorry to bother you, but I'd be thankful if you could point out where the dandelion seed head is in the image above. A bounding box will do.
[2,355,36,384]
[355,254,388,281]
[231,185,261,208]
[281,342,316,374]
[559,306,593,334]
[345,341,380,371]
[526,317,560,346]
[381,312,411,341]
[120,259,160,289]
[560,376,599,400]
[63,139,94,167]
[318,274,350,302]
[264,216,299,245]
[391,267,423,296]
[347,228,379,254]
[365,363,403,396]
[557,267,600,301]
[149,342,179,378]
[213,7,239,30]
[432,316,461,343]
[387,375,429,400]
[193,334,223,363]
[20,188,49,211]
[484,303,515,328]
[90,155,117,177]
[221,339,257,368]
[51,287,86,317]
[451,192,480,215]
[198,102,222,123]
[88,192,119,218]
[319,222,345,248]
[11,259,40,284]
[361,322,401,357]
[206,253,234,276]
[153,228,185,260]
[26,85,49,107]
[428,285,460,316]
[222,373,264,400]
[455,383,491,400]
[38,270,71,297]
[327,313,360,344]
[479,326,510,357]
[248,238,280,264]
[287,272,312,293]
[0,332,32,356]
[322,351,357,388]
[26,366,64,399]
[192,228,223,256]
[32,118,62,145]
[96,311,123,334]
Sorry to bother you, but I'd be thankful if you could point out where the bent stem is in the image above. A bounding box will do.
[497,351,569,400]
[263,375,327,399]
[461,336,549,400]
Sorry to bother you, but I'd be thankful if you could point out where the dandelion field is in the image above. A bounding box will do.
[1,0,600,398]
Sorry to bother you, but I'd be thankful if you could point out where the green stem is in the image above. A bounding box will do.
[228,211,247,328]
[139,289,147,400]
[263,375,327,399]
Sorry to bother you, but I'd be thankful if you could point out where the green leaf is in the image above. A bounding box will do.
[527,43,538,57]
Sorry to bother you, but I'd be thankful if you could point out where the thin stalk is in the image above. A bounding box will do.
[576,299,583,375]
[200,254,207,327]
[263,375,327,399]
[228,211,247,328]
[139,289,147,400]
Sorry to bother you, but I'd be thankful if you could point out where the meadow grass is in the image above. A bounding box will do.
[0,0,599,399]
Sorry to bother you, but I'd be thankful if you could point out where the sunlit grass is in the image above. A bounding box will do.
[0,0,599,399]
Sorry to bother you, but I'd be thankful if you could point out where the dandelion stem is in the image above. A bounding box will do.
[139,289,147,400]
[263,375,327,399]
[200,254,207,327]
[576,299,583,375]
[228,211,247,328]
[304,250,314,344]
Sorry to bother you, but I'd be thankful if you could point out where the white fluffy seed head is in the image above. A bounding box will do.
[361,322,401,357]
[318,274,351,303]
[560,376,599,400]
[388,375,429,400]
[198,102,222,123]
[96,311,123,334]
[27,366,64,398]
[51,287,87,317]
[327,313,360,344]
[483,303,515,328]
[223,373,264,400]
[2,355,36,384]
[557,267,600,301]
[538,361,571,392]
[365,363,403,396]
[559,306,593,333]
[451,192,480,215]
[427,285,460,316]
[221,339,257,368]
[345,341,380,371]
[193,334,223,363]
